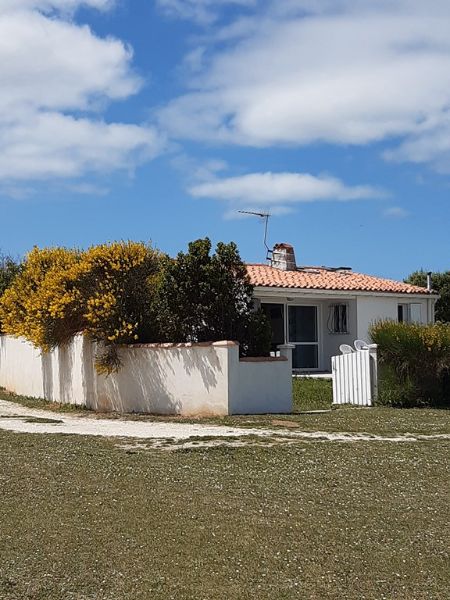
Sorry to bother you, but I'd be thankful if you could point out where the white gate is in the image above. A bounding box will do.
[332,344,378,406]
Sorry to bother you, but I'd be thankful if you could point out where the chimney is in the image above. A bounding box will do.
[271,243,297,271]
[427,271,432,292]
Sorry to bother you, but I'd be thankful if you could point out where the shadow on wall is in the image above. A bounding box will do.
[96,344,224,414]
[2,335,228,414]
[42,351,53,401]
[179,346,221,392]
[42,342,76,404]
[0,336,4,371]
[58,343,75,404]
[96,347,179,414]
[82,337,97,409]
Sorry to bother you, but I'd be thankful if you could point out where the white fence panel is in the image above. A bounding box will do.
[332,347,377,406]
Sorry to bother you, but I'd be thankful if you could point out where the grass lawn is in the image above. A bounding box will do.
[1,424,449,599]
[292,376,333,411]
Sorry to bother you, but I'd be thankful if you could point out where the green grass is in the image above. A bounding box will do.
[0,429,449,599]
[0,389,86,413]
[292,376,332,411]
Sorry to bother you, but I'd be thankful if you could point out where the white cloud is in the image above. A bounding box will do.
[0,112,161,180]
[0,0,112,13]
[158,0,450,171]
[0,10,140,115]
[384,116,450,173]
[170,153,228,184]
[0,2,162,184]
[189,171,385,214]
[66,183,110,196]
[383,206,409,219]
[156,0,256,25]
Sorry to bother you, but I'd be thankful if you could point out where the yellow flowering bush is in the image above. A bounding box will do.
[369,320,450,406]
[0,247,81,349]
[0,242,162,373]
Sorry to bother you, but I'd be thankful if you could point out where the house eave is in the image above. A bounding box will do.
[252,285,439,300]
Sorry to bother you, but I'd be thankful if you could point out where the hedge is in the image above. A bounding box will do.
[369,321,450,407]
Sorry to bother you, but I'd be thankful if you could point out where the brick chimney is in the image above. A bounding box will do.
[271,243,297,271]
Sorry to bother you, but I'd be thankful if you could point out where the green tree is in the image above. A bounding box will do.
[154,238,271,355]
[0,254,21,297]
[405,270,450,322]
[0,254,21,333]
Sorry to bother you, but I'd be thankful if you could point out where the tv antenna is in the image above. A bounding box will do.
[238,210,272,258]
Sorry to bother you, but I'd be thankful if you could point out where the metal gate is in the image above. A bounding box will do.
[332,344,378,406]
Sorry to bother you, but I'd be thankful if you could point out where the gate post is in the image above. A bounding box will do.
[368,344,378,403]
[277,344,295,371]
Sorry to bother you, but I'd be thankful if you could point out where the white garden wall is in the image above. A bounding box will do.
[0,335,292,415]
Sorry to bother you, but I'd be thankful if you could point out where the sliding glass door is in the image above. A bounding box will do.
[288,305,319,369]
[262,303,285,352]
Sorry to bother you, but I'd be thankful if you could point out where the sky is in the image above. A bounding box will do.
[0,0,449,280]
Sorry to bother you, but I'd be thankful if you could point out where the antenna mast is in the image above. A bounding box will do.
[238,210,272,259]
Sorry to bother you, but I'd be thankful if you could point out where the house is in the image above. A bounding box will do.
[247,243,438,372]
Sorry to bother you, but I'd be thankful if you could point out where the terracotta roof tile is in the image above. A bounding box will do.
[246,264,432,295]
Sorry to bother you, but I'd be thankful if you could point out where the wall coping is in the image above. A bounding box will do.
[124,340,239,349]
[239,356,288,363]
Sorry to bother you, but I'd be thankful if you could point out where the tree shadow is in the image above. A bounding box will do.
[95,344,224,414]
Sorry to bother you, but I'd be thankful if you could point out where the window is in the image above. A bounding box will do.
[398,303,422,324]
[327,304,348,334]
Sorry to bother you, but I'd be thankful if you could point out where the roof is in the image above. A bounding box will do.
[246,264,433,295]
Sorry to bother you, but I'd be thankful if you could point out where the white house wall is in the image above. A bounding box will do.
[256,290,434,371]
[356,296,430,342]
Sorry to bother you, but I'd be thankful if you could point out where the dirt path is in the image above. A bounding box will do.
[0,398,449,444]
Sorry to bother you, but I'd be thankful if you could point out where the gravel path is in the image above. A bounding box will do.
[1,398,449,443]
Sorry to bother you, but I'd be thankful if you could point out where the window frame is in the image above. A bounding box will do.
[327,303,349,335]
[398,303,422,324]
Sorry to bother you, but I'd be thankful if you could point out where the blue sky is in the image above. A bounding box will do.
[0,0,449,280]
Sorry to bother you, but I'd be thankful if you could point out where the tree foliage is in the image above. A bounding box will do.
[0,238,271,372]
[405,270,450,322]
[153,238,271,355]
[0,254,21,333]
[0,254,21,298]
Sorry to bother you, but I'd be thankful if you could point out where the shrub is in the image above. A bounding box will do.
[369,320,450,407]
[375,365,422,408]
[153,238,271,356]
[0,247,80,348]
[0,254,21,297]
[0,254,21,333]
[0,243,162,372]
